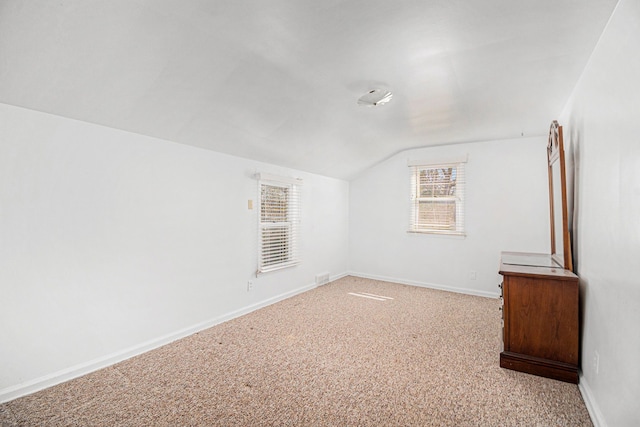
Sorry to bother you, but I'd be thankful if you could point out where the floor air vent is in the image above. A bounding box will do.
[315,272,330,285]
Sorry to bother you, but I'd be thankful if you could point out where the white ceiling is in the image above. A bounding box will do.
[0,0,618,179]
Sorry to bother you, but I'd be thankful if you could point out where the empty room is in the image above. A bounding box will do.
[1,1,638,426]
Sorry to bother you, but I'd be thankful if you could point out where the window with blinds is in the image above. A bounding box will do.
[408,161,466,236]
[257,174,302,274]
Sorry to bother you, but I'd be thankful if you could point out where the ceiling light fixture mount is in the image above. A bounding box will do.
[357,89,393,107]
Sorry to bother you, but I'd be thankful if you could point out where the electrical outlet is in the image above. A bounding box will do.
[469,271,477,280]
[247,280,254,292]
[593,351,600,374]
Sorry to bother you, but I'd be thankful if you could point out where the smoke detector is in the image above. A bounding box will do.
[357,89,393,106]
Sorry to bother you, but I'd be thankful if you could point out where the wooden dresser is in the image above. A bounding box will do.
[499,252,579,383]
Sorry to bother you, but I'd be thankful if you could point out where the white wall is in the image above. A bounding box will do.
[349,137,550,296]
[559,1,640,425]
[0,103,349,401]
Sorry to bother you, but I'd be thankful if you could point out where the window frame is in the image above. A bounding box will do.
[408,160,466,236]
[257,173,302,274]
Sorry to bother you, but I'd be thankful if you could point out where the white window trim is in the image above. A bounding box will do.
[256,173,302,275]
[408,159,466,237]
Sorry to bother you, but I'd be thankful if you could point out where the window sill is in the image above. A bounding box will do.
[407,230,466,238]
[257,260,300,275]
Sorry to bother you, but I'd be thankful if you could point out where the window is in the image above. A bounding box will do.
[408,160,466,236]
[257,173,302,274]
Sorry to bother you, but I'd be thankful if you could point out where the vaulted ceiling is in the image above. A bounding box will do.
[0,0,618,179]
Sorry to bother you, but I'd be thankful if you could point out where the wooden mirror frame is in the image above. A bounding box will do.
[547,121,573,271]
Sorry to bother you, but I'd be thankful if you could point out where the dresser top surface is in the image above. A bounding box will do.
[500,252,578,279]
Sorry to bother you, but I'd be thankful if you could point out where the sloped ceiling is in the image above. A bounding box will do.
[0,0,617,179]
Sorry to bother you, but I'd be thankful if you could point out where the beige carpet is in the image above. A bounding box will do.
[0,276,592,426]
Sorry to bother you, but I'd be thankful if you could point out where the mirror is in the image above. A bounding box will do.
[547,121,573,271]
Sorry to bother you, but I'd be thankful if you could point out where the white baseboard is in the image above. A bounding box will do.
[329,271,349,283]
[578,374,606,427]
[0,277,333,404]
[348,271,499,299]
[0,270,489,403]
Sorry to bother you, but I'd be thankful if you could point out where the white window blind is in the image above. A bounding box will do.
[257,174,302,274]
[408,161,466,236]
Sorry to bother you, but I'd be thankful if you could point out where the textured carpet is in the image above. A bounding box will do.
[0,276,592,426]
